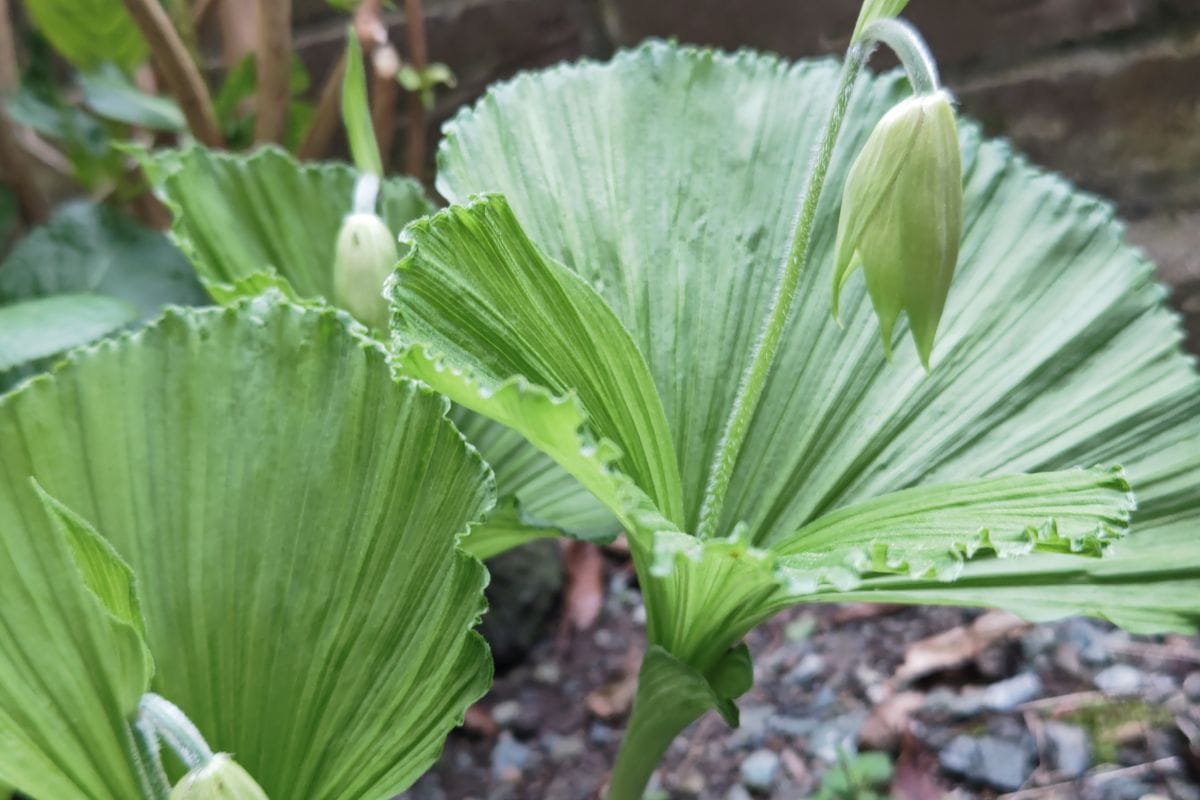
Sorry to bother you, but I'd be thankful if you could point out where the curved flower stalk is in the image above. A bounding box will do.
[0,300,494,798]
[388,16,1200,800]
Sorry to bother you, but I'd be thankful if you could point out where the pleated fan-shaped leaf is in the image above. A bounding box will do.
[0,299,495,798]
[23,0,147,71]
[145,144,618,553]
[387,38,1200,660]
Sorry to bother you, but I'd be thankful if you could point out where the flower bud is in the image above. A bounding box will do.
[169,754,268,800]
[832,90,962,370]
[333,212,399,330]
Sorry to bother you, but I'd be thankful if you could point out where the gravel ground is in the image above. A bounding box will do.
[403,551,1200,800]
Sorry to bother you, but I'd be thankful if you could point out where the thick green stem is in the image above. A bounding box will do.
[606,648,728,800]
[695,45,868,540]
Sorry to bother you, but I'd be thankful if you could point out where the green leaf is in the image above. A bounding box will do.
[341,28,383,176]
[79,64,187,132]
[0,201,208,322]
[145,145,430,302]
[23,0,147,71]
[0,293,136,371]
[146,145,618,554]
[0,484,151,799]
[390,197,685,535]
[423,40,1200,633]
[0,300,495,798]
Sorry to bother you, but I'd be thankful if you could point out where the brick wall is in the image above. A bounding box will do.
[262,0,1200,350]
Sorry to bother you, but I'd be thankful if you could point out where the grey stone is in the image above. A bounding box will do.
[938,735,1036,792]
[543,732,585,761]
[982,672,1043,711]
[588,722,615,745]
[1100,778,1154,800]
[491,732,533,782]
[1060,618,1114,666]
[491,699,521,728]
[1044,722,1091,778]
[739,749,780,793]
[728,704,773,749]
[1183,671,1200,702]
[767,714,818,739]
[810,711,868,763]
[1095,664,1145,696]
[725,786,754,800]
[784,653,825,687]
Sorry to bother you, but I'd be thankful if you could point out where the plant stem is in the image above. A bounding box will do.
[695,45,867,540]
[606,648,721,800]
[137,693,215,770]
[254,0,293,144]
[860,17,939,94]
[130,718,172,800]
[401,0,429,179]
[122,0,224,146]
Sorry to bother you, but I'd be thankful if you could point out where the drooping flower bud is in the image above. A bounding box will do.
[832,90,962,370]
[333,211,399,330]
[169,754,268,800]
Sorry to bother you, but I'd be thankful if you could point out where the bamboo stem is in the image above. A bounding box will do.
[369,43,399,172]
[122,0,224,146]
[297,52,346,160]
[0,105,49,224]
[254,0,292,144]
[216,0,257,67]
[402,0,428,178]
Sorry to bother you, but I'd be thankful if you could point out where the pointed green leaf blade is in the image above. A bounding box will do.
[390,196,685,538]
[23,0,147,71]
[0,301,494,798]
[0,486,150,799]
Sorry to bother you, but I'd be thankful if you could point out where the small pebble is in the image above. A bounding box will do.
[1043,722,1091,778]
[1183,671,1200,702]
[491,732,533,782]
[739,749,780,793]
[491,700,521,728]
[543,732,584,761]
[784,653,824,687]
[1095,664,1145,696]
[982,672,1042,711]
[532,661,560,684]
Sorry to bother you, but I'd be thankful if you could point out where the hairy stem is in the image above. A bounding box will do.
[130,718,171,800]
[137,693,214,771]
[254,0,293,143]
[861,17,939,94]
[695,45,867,539]
[122,0,224,146]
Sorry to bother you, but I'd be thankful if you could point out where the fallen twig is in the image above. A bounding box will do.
[122,0,223,146]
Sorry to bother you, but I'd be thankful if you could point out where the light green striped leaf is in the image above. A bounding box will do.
[0,300,494,799]
[24,0,147,71]
[401,38,1200,659]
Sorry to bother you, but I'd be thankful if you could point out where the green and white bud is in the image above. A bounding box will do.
[169,754,268,800]
[333,210,399,330]
[832,89,962,370]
